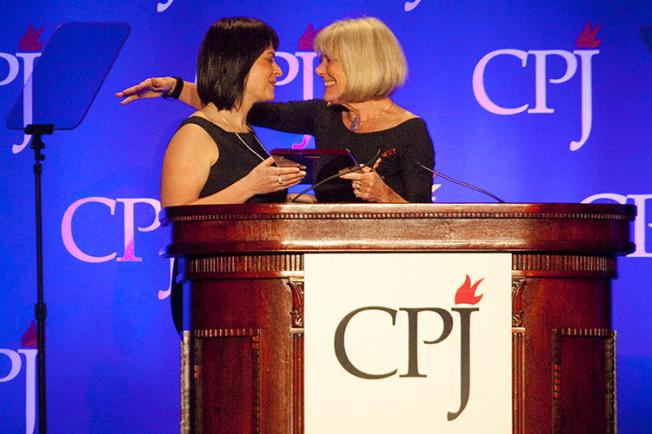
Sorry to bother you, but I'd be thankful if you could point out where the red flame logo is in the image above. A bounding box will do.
[454,275,484,305]
[298,24,323,51]
[19,24,45,51]
[576,21,602,49]
[21,320,37,348]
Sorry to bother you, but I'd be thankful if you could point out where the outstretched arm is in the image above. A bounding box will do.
[116,77,202,109]
[117,76,323,135]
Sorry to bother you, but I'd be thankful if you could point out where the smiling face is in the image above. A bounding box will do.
[313,18,407,104]
[243,47,282,105]
[315,53,348,104]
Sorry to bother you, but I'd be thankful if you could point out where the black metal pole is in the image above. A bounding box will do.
[32,133,46,434]
[26,124,53,434]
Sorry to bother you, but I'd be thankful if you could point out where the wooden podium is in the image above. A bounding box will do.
[162,203,635,434]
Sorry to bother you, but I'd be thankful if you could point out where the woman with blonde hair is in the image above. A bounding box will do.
[118,17,434,203]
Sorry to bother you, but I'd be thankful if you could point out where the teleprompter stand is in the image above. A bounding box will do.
[26,123,53,434]
[6,23,130,433]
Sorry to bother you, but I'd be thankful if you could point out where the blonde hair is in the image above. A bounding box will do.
[314,17,407,103]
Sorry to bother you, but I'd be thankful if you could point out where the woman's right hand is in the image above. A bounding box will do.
[244,157,306,195]
[115,77,176,105]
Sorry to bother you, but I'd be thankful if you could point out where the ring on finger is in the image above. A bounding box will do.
[277,175,283,185]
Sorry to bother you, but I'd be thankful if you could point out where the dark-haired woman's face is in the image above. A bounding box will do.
[243,47,282,105]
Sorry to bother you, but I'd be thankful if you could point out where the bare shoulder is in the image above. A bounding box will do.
[394,104,420,121]
[374,104,421,131]
[167,115,219,164]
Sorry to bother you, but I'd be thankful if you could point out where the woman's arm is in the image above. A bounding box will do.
[247,100,321,135]
[161,124,305,207]
[116,77,321,134]
[116,77,202,109]
[398,119,436,203]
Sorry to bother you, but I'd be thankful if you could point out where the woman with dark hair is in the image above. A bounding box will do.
[118,17,433,203]
[159,17,305,207]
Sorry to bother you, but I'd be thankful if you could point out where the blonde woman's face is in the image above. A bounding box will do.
[315,53,347,103]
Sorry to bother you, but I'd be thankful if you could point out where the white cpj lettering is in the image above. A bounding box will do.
[275,51,319,100]
[0,349,37,434]
[115,198,161,261]
[0,53,20,85]
[333,305,478,421]
[275,51,318,149]
[0,52,41,154]
[0,349,22,382]
[158,258,175,300]
[61,197,161,263]
[156,0,174,12]
[582,193,652,258]
[404,0,422,12]
[472,48,598,151]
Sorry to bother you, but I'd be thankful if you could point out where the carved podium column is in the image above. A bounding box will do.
[162,203,634,434]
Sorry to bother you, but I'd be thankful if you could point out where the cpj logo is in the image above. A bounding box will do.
[334,275,484,420]
[0,322,38,434]
[1,25,44,154]
[60,197,174,299]
[473,22,602,151]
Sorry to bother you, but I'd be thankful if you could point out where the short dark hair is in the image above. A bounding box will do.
[197,17,279,109]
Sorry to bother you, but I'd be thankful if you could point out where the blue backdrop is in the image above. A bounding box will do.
[1,1,651,433]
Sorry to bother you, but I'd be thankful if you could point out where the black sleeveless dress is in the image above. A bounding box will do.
[171,117,286,334]
[179,116,287,203]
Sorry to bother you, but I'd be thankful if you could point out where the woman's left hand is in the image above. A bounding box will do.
[115,77,176,104]
[340,166,405,203]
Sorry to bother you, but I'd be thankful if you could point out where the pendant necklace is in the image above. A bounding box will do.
[214,110,268,161]
[347,101,395,132]
[349,116,361,132]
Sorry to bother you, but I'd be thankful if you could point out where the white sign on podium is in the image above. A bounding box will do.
[304,253,512,434]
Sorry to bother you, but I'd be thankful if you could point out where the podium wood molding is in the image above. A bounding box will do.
[163,203,634,434]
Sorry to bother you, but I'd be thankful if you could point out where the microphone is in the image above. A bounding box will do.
[289,149,382,203]
[413,160,505,203]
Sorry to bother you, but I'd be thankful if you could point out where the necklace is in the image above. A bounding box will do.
[213,109,268,161]
[347,101,395,132]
